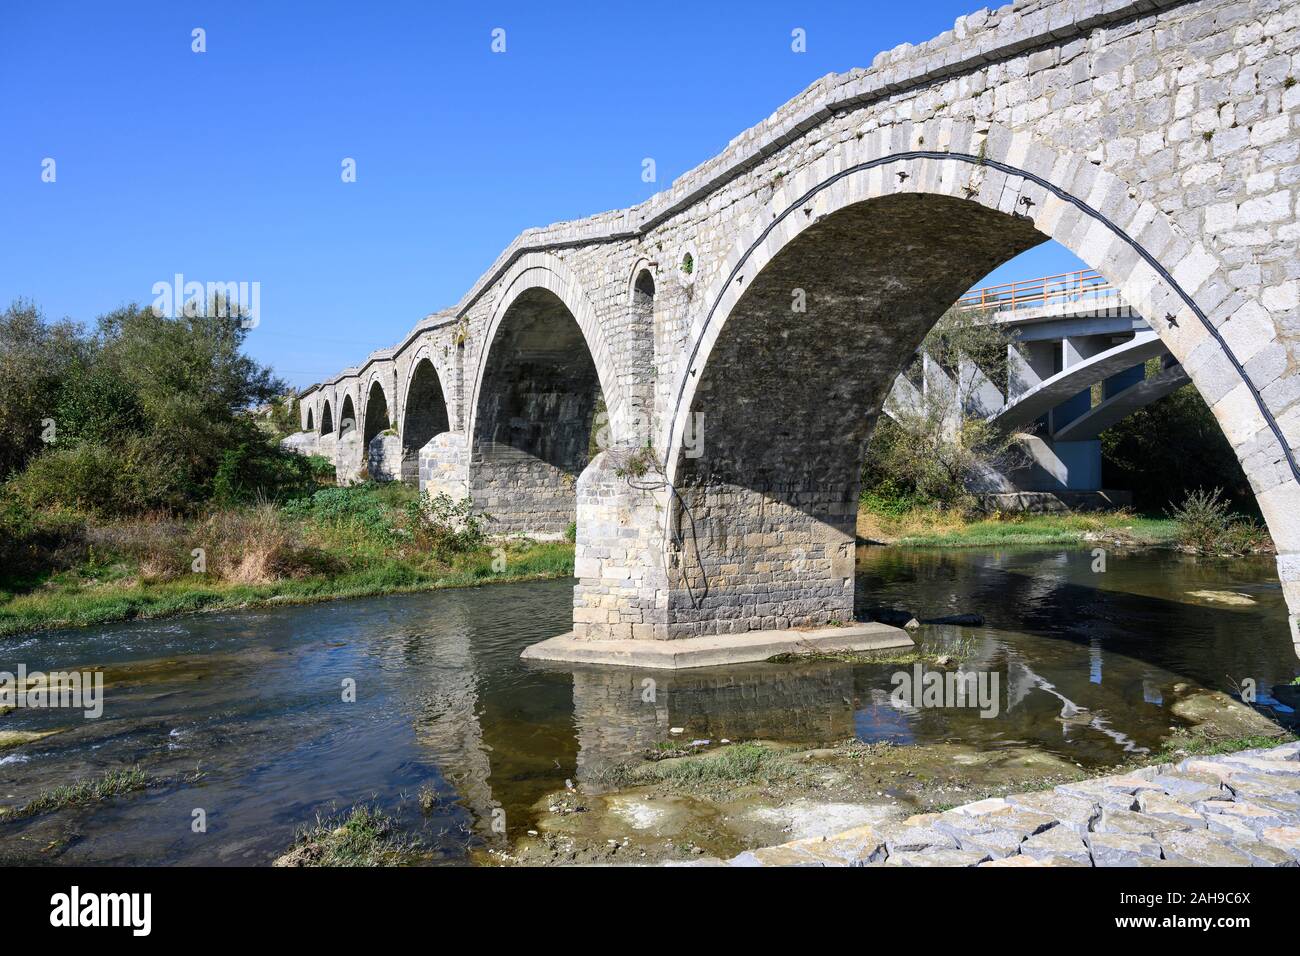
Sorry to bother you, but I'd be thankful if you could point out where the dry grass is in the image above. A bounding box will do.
[185,504,337,584]
[857,504,1178,548]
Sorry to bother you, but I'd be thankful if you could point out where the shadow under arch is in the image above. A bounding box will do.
[658,145,1298,640]
[338,393,356,438]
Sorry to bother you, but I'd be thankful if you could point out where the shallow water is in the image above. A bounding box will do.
[0,547,1295,865]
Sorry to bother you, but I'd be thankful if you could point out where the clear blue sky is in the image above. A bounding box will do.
[0,0,1086,389]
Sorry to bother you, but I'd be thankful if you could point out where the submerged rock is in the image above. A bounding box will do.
[1184,590,1257,606]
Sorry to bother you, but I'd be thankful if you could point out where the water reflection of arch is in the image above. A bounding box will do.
[401,595,499,837]
[567,663,856,790]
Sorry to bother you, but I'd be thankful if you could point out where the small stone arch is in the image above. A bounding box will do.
[467,252,631,450]
[305,406,314,432]
[338,393,357,438]
[363,378,392,448]
[319,399,333,436]
[401,354,450,482]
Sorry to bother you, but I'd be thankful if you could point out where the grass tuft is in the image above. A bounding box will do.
[1,766,150,821]
[273,804,423,867]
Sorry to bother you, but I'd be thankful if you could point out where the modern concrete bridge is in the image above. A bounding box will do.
[883,269,1185,499]
[289,0,1300,659]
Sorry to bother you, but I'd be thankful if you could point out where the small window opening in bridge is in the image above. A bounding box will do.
[680,252,694,276]
[633,268,655,307]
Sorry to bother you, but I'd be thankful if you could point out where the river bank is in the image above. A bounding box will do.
[857,505,1181,549]
[4,500,1198,639]
[719,737,1300,867]
[0,483,574,638]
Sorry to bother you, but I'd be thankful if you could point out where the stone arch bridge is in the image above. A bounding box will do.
[290,0,1300,659]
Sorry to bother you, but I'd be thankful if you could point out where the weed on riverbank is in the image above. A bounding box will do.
[273,804,424,867]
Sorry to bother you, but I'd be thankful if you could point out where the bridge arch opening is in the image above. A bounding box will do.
[471,286,605,535]
[363,381,391,448]
[320,399,333,436]
[402,358,450,483]
[657,162,1293,638]
[339,394,356,438]
[306,406,314,432]
[662,192,1043,632]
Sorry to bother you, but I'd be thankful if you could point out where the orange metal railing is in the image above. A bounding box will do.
[956,269,1119,314]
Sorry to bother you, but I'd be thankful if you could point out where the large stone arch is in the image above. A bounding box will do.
[657,123,1299,637]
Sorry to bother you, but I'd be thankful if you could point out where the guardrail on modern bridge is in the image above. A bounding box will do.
[956,269,1122,315]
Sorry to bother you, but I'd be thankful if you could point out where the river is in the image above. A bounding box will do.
[1,545,1295,865]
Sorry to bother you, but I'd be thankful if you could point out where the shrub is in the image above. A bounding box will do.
[407,493,489,561]
[212,441,319,505]
[1168,487,1271,555]
[1103,383,1254,513]
[199,503,341,582]
[861,306,1024,514]
[85,515,191,581]
[0,493,87,584]
[859,477,927,519]
[281,484,399,541]
[304,455,336,484]
[7,435,186,516]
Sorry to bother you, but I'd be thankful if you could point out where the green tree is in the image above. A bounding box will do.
[1101,382,1253,514]
[0,300,86,479]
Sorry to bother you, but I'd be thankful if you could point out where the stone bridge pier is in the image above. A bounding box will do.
[295,0,1300,663]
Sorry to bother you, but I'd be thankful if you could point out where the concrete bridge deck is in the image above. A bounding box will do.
[284,0,1300,655]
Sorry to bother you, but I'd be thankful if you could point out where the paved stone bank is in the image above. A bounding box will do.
[726,741,1300,866]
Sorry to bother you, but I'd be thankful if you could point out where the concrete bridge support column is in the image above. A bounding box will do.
[1104,363,1146,400]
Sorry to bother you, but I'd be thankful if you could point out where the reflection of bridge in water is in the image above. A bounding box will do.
[887,269,1185,505]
